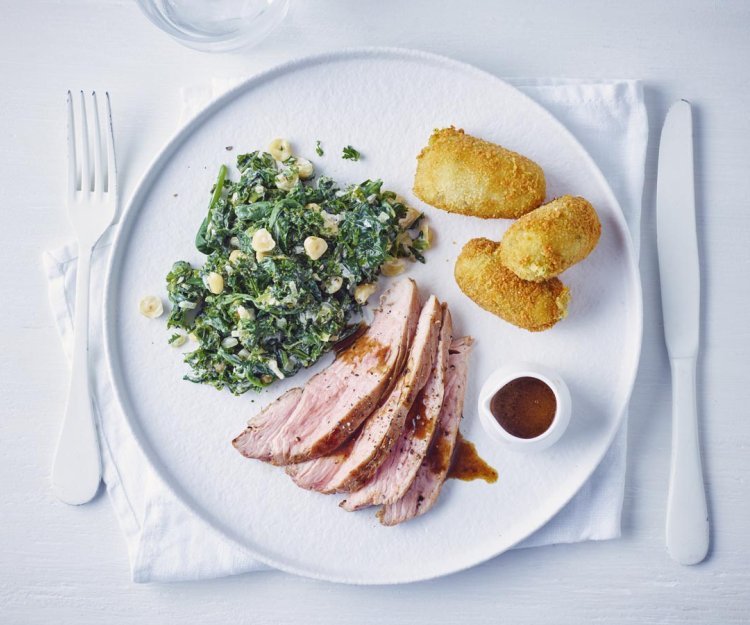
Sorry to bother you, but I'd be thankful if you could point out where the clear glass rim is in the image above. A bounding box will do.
[134,0,290,52]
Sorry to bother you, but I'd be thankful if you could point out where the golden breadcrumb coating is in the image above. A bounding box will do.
[500,195,601,282]
[454,238,570,332]
[413,127,546,219]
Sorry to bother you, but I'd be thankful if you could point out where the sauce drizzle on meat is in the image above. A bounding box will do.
[333,322,367,354]
[336,334,390,368]
[409,392,433,441]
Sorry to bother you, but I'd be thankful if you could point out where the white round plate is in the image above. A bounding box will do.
[104,48,642,584]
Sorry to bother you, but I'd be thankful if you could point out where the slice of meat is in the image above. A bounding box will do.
[376,336,474,525]
[232,279,420,465]
[338,306,453,510]
[284,435,357,493]
[287,296,444,493]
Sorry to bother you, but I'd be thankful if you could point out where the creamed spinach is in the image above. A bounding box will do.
[166,150,428,394]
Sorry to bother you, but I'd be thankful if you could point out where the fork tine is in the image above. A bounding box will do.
[79,91,91,193]
[104,92,117,196]
[91,92,104,194]
[67,91,78,193]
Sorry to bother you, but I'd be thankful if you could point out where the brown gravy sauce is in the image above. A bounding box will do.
[333,321,367,354]
[448,433,498,483]
[335,333,389,367]
[490,376,556,439]
[408,391,435,441]
[426,427,452,475]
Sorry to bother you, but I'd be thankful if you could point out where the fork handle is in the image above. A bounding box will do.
[52,244,102,505]
[666,356,709,564]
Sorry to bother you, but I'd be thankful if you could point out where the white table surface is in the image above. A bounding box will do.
[2,1,748,623]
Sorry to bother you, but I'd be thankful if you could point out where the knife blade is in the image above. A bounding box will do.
[656,99,709,565]
[657,100,700,357]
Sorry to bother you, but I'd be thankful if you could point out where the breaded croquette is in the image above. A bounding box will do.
[455,238,570,332]
[500,195,601,282]
[413,127,546,219]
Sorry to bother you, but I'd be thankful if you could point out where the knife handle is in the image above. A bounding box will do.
[666,356,709,564]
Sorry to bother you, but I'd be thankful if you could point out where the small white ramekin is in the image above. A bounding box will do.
[478,363,572,453]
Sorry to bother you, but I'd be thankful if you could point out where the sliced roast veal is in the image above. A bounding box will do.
[376,336,473,525]
[283,431,361,492]
[339,306,453,511]
[232,279,420,465]
[287,296,444,493]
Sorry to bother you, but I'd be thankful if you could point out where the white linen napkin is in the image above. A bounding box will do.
[43,77,648,583]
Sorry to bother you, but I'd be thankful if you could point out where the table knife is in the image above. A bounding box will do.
[656,99,709,565]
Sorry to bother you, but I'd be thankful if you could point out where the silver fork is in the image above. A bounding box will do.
[52,91,117,505]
